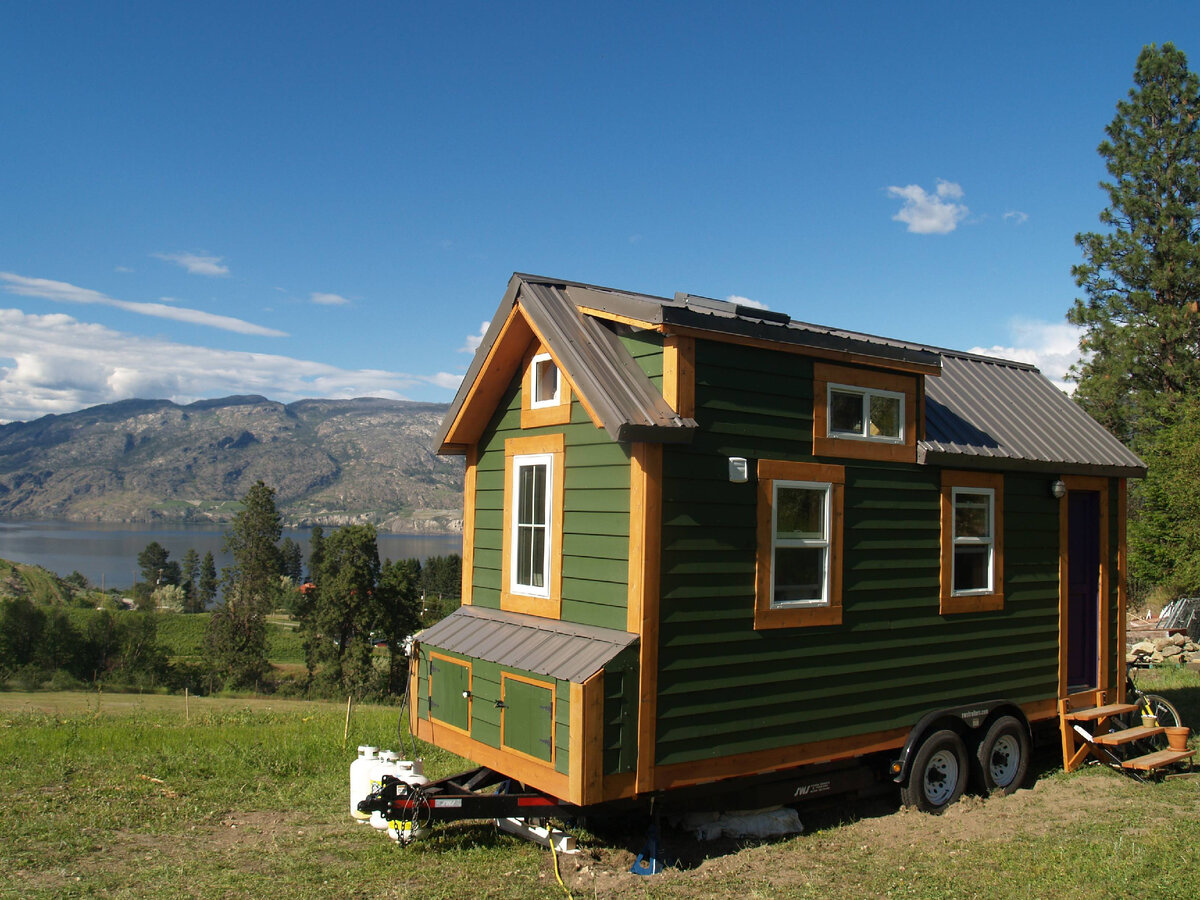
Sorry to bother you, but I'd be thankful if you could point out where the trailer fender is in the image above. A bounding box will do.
[891,700,1027,784]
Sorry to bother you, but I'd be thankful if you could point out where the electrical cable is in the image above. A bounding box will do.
[547,820,575,900]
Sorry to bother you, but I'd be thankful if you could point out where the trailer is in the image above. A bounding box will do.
[406,273,1159,847]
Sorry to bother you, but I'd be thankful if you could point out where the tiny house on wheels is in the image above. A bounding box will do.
[411,273,1148,817]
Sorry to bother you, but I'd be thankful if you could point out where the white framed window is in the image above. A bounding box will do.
[770,480,832,608]
[951,487,994,595]
[827,383,905,443]
[510,452,553,597]
[529,353,561,409]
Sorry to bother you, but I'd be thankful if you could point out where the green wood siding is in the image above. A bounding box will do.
[603,643,640,774]
[468,366,632,631]
[654,339,1065,767]
[502,677,555,762]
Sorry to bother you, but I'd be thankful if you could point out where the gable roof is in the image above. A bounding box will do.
[438,273,1145,477]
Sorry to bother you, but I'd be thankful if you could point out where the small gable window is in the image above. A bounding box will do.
[812,362,918,464]
[530,353,561,409]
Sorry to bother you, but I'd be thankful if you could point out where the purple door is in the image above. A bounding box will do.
[1067,491,1101,690]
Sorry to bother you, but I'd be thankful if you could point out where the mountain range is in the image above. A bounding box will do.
[0,396,464,533]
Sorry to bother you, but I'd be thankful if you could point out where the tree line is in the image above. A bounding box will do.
[0,480,461,699]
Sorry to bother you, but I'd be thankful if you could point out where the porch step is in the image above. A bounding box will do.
[1121,748,1196,771]
[1092,725,1163,746]
[1063,702,1138,722]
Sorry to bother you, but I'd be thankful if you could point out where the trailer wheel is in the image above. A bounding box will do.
[900,729,968,814]
[975,716,1029,795]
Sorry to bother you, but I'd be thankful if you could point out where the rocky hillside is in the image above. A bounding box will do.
[0,396,464,532]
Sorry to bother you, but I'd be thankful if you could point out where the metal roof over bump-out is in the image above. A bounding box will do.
[416,605,638,684]
[921,352,1146,477]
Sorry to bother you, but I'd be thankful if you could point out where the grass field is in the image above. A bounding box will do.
[2,680,1200,899]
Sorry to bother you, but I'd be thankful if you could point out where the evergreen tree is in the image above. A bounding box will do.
[1069,42,1200,440]
[136,541,179,587]
[307,525,325,582]
[196,551,218,609]
[205,481,283,688]
[309,524,380,695]
[279,537,304,584]
[180,548,201,611]
[377,558,423,695]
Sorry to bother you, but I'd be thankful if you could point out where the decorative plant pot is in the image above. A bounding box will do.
[1142,715,1158,729]
[1165,726,1190,751]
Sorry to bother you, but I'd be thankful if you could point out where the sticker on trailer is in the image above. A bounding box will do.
[434,798,463,808]
[793,781,832,798]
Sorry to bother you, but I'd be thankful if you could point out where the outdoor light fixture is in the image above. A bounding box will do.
[1051,479,1067,499]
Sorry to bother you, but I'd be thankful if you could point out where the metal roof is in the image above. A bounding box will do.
[921,352,1146,477]
[416,605,638,684]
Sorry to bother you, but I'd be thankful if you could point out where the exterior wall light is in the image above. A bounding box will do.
[1051,479,1067,500]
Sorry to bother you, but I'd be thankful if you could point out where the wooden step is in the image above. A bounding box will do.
[1063,703,1138,722]
[1092,725,1164,746]
[1121,748,1195,772]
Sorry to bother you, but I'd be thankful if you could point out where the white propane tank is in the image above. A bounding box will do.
[350,745,379,822]
[396,758,429,787]
[370,751,401,832]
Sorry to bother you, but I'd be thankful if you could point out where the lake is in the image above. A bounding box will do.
[0,519,462,590]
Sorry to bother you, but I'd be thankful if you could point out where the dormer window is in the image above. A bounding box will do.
[530,354,561,409]
[828,384,904,443]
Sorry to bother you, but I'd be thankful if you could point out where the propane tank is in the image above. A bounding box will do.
[370,751,401,832]
[350,745,379,822]
[396,758,429,788]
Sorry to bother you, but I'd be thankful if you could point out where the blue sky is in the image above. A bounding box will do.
[1,1,1196,422]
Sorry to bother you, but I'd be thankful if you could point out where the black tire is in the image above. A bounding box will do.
[900,729,969,814]
[974,716,1030,795]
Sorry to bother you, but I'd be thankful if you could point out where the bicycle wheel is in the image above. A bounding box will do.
[1128,693,1184,755]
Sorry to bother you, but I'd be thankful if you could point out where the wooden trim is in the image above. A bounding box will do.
[427,651,472,735]
[812,362,919,464]
[569,672,604,806]
[413,713,570,801]
[600,771,637,802]
[576,305,665,332]
[939,470,1005,614]
[501,433,565,619]
[662,335,695,419]
[500,672,557,766]
[460,447,477,606]
[665,324,941,377]
[520,343,574,429]
[754,459,845,630]
[442,307,535,449]
[407,650,420,734]
[630,443,663,794]
[629,693,1061,793]
[1117,479,1128,704]
[1057,475,1111,699]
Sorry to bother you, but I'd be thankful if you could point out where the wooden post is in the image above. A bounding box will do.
[343,695,353,748]
[185,687,190,724]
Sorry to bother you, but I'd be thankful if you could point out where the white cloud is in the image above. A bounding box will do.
[887,179,969,234]
[0,308,445,422]
[153,251,229,276]
[460,321,489,354]
[968,318,1084,392]
[727,294,767,310]
[430,371,464,390]
[1003,210,1030,225]
[0,272,286,337]
[310,291,351,306]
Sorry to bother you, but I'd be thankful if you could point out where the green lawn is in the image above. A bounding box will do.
[1,687,1199,899]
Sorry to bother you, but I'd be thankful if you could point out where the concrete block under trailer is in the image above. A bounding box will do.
[359,699,1034,855]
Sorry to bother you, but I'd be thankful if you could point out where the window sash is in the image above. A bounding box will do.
[529,353,561,409]
[951,487,994,594]
[827,383,905,443]
[771,480,831,607]
[511,454,553,596]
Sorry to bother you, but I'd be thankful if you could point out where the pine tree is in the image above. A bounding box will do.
[309,524,380,696]
[197,551,218,609]
[180,548,201,612]
[205,481,283,688]
[1069,42,1200,441]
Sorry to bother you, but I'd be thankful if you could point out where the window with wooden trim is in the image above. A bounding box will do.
[502,434,564,617]
[940,470,1004,613]
[755,459,844,629]
[813,362,918,463]
[521,347,572,428]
